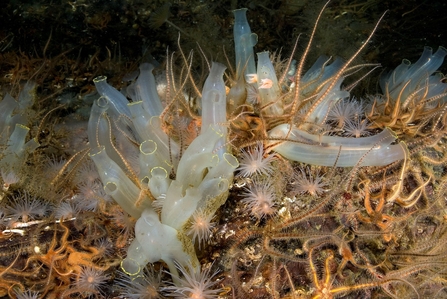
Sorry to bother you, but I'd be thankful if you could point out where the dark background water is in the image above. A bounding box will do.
[0,0,446,95]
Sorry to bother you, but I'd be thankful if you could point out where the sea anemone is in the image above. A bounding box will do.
[111,206,136,247]
[241,179,276,219]
[292,166,327,197]
[327,98,364,128]
[94,237,114,256]
[116,265,164,299]
[187,208,216,249]
[163,262,222,299]
[237,142,275,177]
[74,160,100,186]
[1,169,19,191]
[343,118,371,138]
[6,192,48,223]
[44,155,67,179]
[72,266,109,297]
[54,200,80,220]
[77,180,108,211]
[15,290,40,299]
